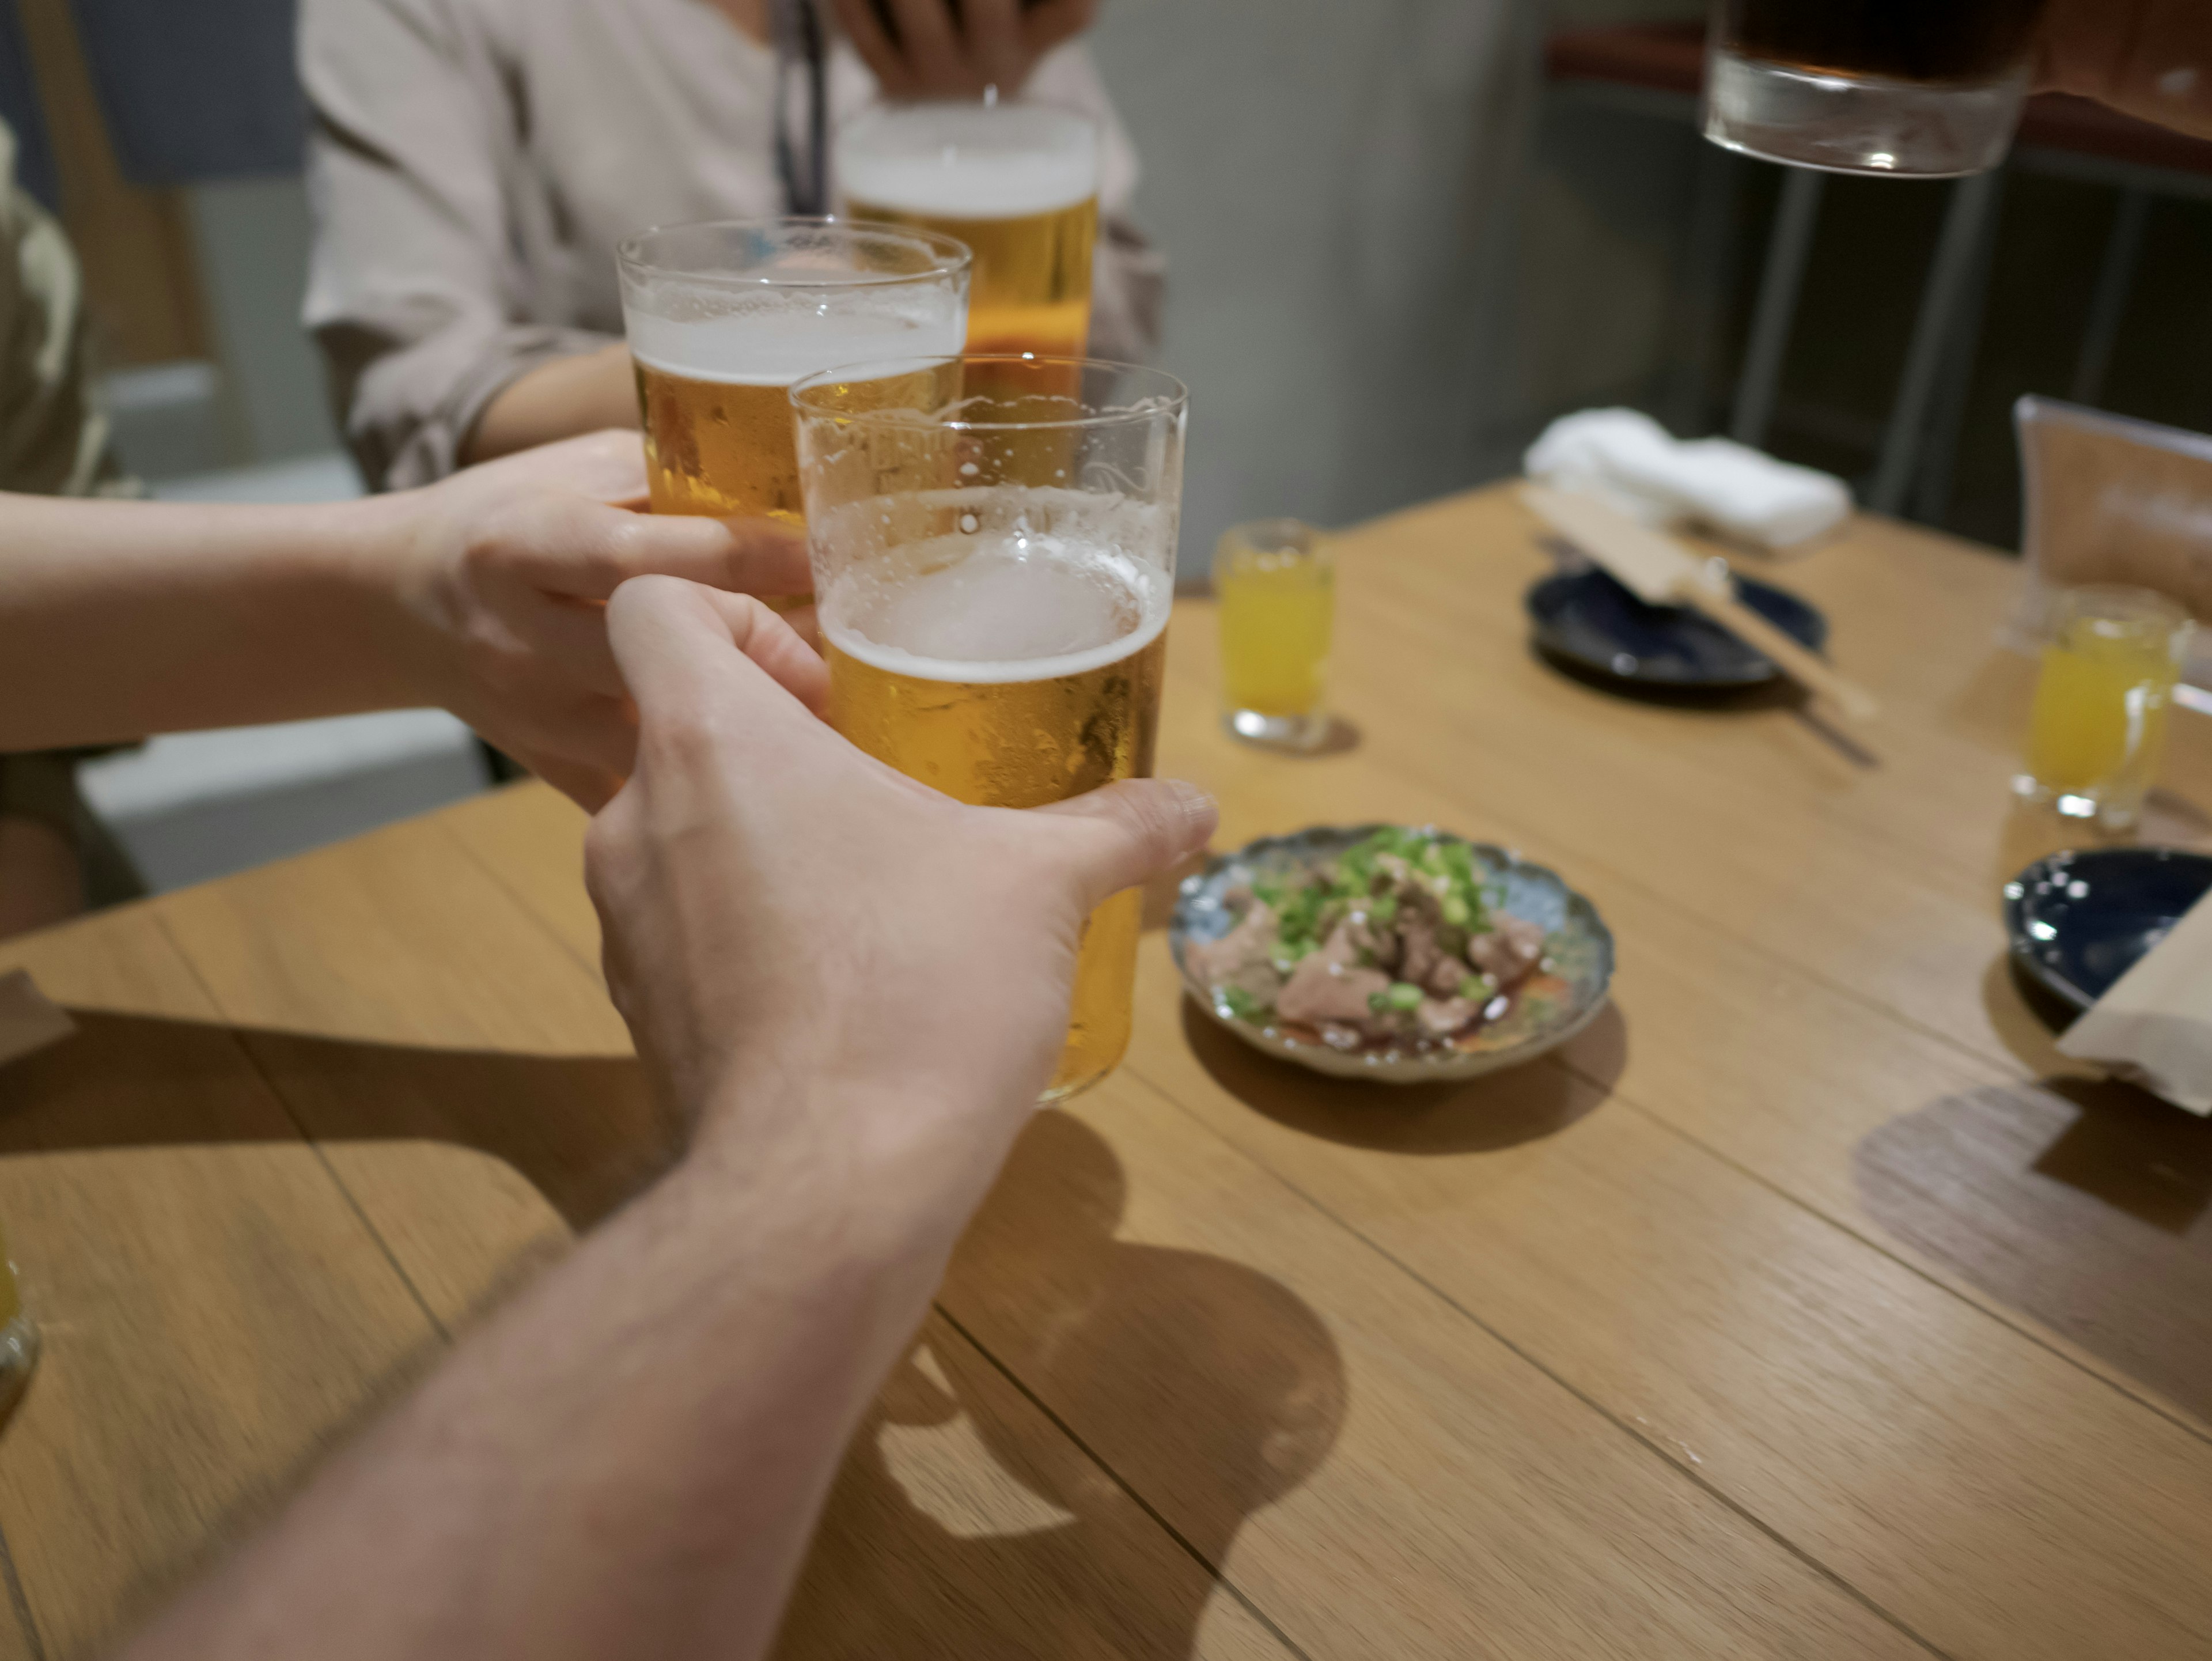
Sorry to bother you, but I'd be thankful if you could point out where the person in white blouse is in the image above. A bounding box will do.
[301,0,1160,490]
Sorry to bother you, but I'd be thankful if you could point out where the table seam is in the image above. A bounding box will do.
[1543,1050,2212,1447]
[1116,1065,1956,1659]
[929,1302,1315,1661]
[0,1523,46,1661]
[146,909,456,1348]
[431,815,607,987]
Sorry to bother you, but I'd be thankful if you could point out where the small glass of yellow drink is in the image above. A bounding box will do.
[1214,519,1335,752]
[2018,585,2194,831]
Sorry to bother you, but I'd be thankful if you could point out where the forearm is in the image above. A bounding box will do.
[0,494,423,750]
[465,345,641,467]
[120,1115,950,1661]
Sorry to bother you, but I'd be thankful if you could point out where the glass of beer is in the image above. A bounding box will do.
[791,355,1186,1102]
[1704,0,2054,177]
[616,219,971,539]
[1215,519,1335,752]
[836,101,1099,363]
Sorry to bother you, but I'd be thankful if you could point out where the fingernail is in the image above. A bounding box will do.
[1165,778,1218,837]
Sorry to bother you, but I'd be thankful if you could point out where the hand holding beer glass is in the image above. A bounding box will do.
[793,355,1186,1100]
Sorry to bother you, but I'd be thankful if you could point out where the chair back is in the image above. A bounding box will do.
[2014,395,2212,699]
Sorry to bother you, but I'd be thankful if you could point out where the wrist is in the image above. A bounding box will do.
[320,487,461,712]
[682,1064,1008,1274]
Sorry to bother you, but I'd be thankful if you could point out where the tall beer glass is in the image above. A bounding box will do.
[836,103,1099,362]
[617,220,971,532]
[792,356,1186,1102]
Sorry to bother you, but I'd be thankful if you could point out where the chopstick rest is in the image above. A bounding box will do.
[2058,890,2212,1114]
[0,971,73,1072]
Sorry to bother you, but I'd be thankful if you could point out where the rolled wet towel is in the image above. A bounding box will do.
[2058,891,2212,1115]
[1525,408,1853,551]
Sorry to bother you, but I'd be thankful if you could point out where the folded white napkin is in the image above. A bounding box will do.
[0,971,73,1072]
[1524,408,1853,551]
[2058,890,2212,1114]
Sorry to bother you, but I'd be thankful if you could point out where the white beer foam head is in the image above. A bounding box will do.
[838,103,1099,220]
[824,529,1170,686]
[628,304,964,387]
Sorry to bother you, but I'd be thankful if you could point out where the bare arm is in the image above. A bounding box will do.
[0,434,808,808]
[2040,0,2212,138]
[463,343,642,467]
[116,577,1215,1661]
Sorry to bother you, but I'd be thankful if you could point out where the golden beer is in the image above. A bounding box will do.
[844,196,1096,361]
[618,221,971,602]
[821,531,1169,1099]
[839,103,1100,361]
[637,364,808,525]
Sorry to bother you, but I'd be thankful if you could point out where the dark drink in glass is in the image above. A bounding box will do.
[1705,0,2054,177]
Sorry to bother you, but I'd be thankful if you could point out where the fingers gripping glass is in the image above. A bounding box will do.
[792,355,1188,1102]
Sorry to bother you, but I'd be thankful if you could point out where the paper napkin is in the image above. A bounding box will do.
[2058,891,2212,1115]
[0,971,73,1072]
[1525,408,1853,551]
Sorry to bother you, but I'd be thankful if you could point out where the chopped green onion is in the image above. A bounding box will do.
[1222,987,1264,1020]
[1368,982,1426,1013]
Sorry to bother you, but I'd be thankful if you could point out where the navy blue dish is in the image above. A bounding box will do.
[2003,848,2212,1013]
[1526,567,1830,690]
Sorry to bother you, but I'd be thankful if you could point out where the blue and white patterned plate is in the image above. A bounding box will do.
[1169,824,1616,1084]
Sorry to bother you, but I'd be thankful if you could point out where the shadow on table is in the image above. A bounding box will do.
[1177,998,1624,1154]
[4,1012,1344,1658]
[786,1113,1345,1658]
[1854,1072,2212,1424]
[0,1008,673,1233]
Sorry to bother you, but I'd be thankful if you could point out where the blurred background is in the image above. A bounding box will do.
[10,0,2212,883]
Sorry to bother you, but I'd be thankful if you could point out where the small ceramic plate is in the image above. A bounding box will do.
[1170,824,1616,1084]
[1526,567,1829,690]
[2003,847,2212,1013]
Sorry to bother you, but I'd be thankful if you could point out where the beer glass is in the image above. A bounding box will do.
[617,220,971,531]
[791,355,1186,1102]
[836,102,1100,363]
[2018,585,2194,831]
[1215,519,1335,751]
[1703,0,2054,177]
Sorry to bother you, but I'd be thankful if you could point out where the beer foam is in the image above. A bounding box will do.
[824,532,1170,685]
[839,104,1099,220]
[629,307,965,387]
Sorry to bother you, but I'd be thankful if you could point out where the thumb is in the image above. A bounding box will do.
[1032,779,1217,910]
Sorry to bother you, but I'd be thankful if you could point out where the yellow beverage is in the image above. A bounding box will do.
[1219,551,1335,718]
[2022,587,2191,827]
[823,529,1169,1099]
[618,220,971,609]
[1214,519,1335,750]
[845,196,1096,361]
[839,101,1100,362]
[637,364,806,526]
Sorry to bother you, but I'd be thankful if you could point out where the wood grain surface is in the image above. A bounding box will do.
[1,486,2207,1658]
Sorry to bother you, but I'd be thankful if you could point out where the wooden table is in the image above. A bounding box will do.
[2,483,2209,1659]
